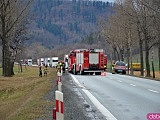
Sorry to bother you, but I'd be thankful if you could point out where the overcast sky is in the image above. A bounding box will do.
[102,0,115,2]
[89,0,116,3]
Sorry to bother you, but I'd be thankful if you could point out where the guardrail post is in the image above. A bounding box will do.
[143,69,146,77]
[53,107,56,119]
[129,68,131,75]
[57,72,62,85]
[58,81,62,92]
[55,91,64,120]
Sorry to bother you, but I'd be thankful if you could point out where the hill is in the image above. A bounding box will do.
[29,0,113,48]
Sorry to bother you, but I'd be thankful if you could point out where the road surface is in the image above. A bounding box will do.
[70,72,160,120]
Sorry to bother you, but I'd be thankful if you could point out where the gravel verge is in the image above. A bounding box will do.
[38,71,103,120]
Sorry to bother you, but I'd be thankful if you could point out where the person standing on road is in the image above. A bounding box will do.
[62,61,65,73]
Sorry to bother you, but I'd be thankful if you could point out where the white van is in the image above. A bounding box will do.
[37,58,44,66]
[64,54,68,69]
[27,59,32,66]
[46,58,51,67]
[51,57,58,68]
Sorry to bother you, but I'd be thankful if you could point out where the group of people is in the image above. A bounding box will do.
[39,65,48,77]
[39,61,66,77]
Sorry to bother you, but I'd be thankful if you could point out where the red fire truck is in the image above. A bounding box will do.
[68,49,106,75]
[104,55,108,71]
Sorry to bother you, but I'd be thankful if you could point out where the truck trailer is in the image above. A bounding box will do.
[68,49,106,75]
[51,57,58,68]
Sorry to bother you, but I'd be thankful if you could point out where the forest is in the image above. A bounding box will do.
[29,0,113,47]
[99,0,160,77]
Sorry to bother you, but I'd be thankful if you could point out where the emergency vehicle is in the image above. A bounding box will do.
[64,54,69,69]
[68,49,106,75]
[104,55,108,71]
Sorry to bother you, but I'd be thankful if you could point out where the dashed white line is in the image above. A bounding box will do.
[130,84,136,87]
[109,77,113,79]
[118,80,122,82]
[148,89,159,93]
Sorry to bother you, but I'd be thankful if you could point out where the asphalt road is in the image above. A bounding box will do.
[70,72,160,120]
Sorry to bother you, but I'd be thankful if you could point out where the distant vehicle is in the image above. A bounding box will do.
[24,59,32,66]
[44,58,51,67]
[68,49,106,75]
[64,54,69,69]
[51,57,58,68]
[47,58,51,67]
[126,63,141,71]
[27,59,32,66]
[37,58,45,67]
[112,61,126,74]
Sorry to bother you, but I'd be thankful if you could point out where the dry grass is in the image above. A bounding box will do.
[0,65,57,120]
[131,71,160,80]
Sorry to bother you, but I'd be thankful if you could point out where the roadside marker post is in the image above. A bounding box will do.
[129,68,131,75]
[56,72,62,85]
[53,107,56,119]
[55,91,64,120]
[54,69,64,120]
[58,81,62,92]
[143,69,146,77]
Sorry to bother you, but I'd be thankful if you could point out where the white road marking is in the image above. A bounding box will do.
[148,89,159,93]
[130,84,136,87]
[70,74,85,89]
[118,80,122,82]
[83,89,117,120]
[70,74,117,120]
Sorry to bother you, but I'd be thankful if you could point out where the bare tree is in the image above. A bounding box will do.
[0,0,32,76]
[99,0,160,77]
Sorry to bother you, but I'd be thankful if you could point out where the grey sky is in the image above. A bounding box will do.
[102,0,115,2]
[90,0,116,3]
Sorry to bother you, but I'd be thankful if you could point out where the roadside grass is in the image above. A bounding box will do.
[0,65,57,120]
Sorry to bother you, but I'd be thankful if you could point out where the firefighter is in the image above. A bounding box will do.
[43,65,48,76]
[60,61,64,73]
[111,61,116,74]
[39,66,42,77]
[62,61,65,73]
[104,64,107,71]
[57,61,61,73]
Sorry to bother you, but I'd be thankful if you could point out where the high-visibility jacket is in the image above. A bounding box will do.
[44,68,48,73]
[57,63,61,72]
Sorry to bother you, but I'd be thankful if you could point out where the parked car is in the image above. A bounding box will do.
[112,61,126,74]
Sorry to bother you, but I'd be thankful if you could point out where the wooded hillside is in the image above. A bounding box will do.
[29,0,113,48]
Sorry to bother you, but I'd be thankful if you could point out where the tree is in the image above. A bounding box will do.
[0,0,33,77]
[99,0,160,77]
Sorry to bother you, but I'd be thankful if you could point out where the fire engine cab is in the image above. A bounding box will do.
[68,49,106,75]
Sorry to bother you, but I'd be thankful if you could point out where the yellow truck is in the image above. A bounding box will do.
[127,63,141,71]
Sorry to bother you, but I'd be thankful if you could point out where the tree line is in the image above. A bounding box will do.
[99,0,160,77]
[0,0,33,77]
